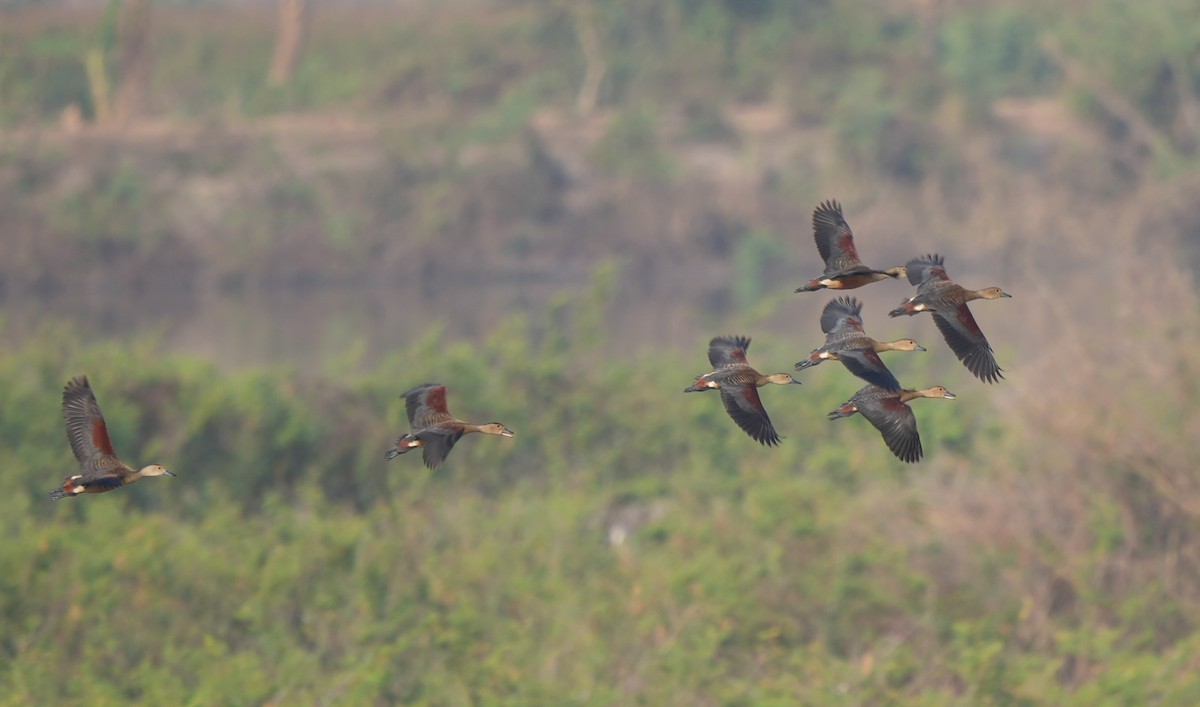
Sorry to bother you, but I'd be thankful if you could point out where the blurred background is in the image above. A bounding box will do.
[2,0,1199,703]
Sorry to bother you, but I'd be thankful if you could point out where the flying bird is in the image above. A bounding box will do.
[827,384,957,463]
[50,375,175,500]
[684,335,800,446]
[795,200,906,292]
[386,383,514,469]
[888,253,1011,383]
[795,296,924,390]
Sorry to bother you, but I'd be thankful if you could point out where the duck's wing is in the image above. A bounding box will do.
[932,308,1004,384]
[858,394,922,463]
[719,385,781,447]
[837,349,902,391]
[62,376,125,472]
[401,382,443,425]
[416,427,466,469]
[820,296,866,336]
[707,335,752,369]
[905,254,949,286]
[402,383,457,429]
[812,200,867,273]
[49,470,128,500]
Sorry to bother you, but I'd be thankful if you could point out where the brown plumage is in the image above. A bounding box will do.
[795,296,924,390]
[827,384,956,463]
[684,335,800,446]
[385,383,514,469]
[795,200,906,292]
[888,254,1011,384]
[50,375,175,501]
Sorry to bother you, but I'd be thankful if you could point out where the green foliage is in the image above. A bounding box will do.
[2,2,1200,702]
[2,276,1198,703]
[51,160,154,253]
[940,9,1054,113]
[732,228,786,311]
[592,107,675,180]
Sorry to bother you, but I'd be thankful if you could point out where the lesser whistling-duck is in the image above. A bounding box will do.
[684,335,800,446]
[795,200,906,292]
[827,384,956,463]
[795,296,924,390]
[50,375,175,500]
[385,383,514,469]
[888,254,1011,384]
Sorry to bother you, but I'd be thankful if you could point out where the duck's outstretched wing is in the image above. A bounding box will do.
[417,428,465,469]
[904,254,949,286]
[813,200,867,274]
[719,385,781,447]
[858,395,922,463]
[706,335,752,369]
[402,383,457,429]
[837,349,902,391]
[62,376,125,473]
[820,296,866,336]
[932,308,1004,384]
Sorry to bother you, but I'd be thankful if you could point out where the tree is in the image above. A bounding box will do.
[269,0,309,86]
[112,0,151,126]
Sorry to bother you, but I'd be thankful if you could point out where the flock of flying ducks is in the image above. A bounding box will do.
[49,200,1008,500]
[684,200,1010,463]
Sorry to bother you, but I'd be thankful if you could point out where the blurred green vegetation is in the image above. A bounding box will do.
[0,273,1197,704]
[2,1,1200,702]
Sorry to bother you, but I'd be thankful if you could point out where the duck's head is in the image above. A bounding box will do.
[766,373,802,385]
[889,339,925,352]
[140,464,176,478]
[481,423,515,438]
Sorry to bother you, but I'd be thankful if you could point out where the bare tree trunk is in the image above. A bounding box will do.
[85,48,112,125]
[270,0,309,86]
[573,3,605,117]
[112,0,151,127]
[1169,56,1200,153]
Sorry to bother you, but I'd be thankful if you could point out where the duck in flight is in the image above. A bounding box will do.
[684,335,800,446]
[50,375,175,500]
[386,383,514,469]
[827,384,956,463]
[795,200,906,292]
[888,253,1010,384]
[795,296,924,390]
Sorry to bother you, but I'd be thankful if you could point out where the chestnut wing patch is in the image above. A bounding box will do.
[820,297,865,335]
[905,254,949,285]
[62,376,120,465]
[707,336,751,368]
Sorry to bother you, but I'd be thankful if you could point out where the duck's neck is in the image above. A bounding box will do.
[899,388,937,402]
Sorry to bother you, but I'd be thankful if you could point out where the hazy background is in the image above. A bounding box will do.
[2,0,1199,704]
